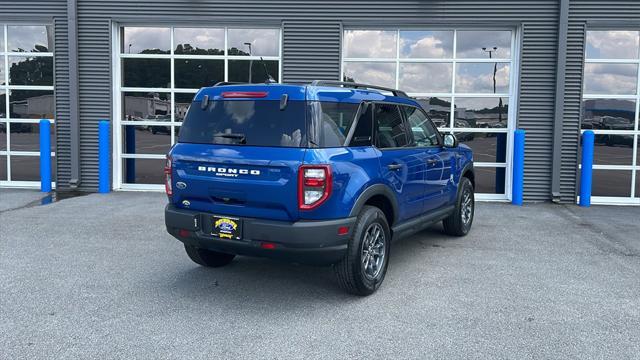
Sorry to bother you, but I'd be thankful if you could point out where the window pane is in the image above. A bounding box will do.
[0,91,5,118]
[174,28,224,55]
[474,167,506,194]
[228,60,279,83]
[342,62,396,88]
[0,26,4,50]
[586,31,640,59]
[590,170,632,197]
[7,25,53,52]
[10,155,41,181]
[636,136,639,166]
[344,30,397,58]
[122,58,170,88]
[0,62,5,85]
[586,141,635,166]
[175,93,195,122]
[123,92,171,121]
[455,133,508,163]
[454,97,508,129]
[122,158,165,184]
[456,63,510,93]
[0,156,6,180]
[309,101,360,147]
[122,125,171,155]
[179,100,306,147]
[636,171,639,198]
[456,30,511,59]
[581,99,636,130]
[0,123,6,151]
[398,63,452,93]
[175,59,224,88]
[584,63,638,95]
[350,103,373,147]
[9,90,54,119]
[122,27,170,54]
[402,106,439,146]
[9,122,55,153]
[400,30,453,59]
[8,56,53,86]
[374,103,408,148]
[227,28,279,56]
[414,97,451,128]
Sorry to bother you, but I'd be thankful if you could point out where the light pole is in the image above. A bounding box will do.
[244,42,253,83]
[482,46,502,123]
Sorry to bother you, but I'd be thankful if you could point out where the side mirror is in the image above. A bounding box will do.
[443,133,458,148]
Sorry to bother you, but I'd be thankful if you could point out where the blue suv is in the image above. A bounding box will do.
[164,80,475,295]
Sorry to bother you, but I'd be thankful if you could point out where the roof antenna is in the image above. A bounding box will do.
[260,57,276,84]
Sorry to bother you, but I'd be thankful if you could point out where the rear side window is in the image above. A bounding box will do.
[178,100,306,147]
[349,102,373,147]
[308,101,360,147]
[374,103,409,148]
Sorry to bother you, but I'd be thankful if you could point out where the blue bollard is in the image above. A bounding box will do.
[98,120,110,193]
[579,130,594,207]
[39,119,52,192]
[512,129,525,205]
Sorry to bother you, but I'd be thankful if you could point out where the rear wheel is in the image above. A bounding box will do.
[334,205,391,296]
[443,177,474,236]
[184,244,235,267]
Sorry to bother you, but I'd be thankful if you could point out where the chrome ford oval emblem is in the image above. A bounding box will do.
[176,181,187,189]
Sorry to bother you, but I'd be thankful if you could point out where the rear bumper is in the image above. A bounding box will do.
[165,205,356,265]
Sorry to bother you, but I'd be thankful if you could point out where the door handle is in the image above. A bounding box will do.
[426,158,438,165]
[387,163,402,171]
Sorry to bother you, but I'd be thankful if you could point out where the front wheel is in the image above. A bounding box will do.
[334,205,391,296]
[184,244,235,267]
[443,177,475,236]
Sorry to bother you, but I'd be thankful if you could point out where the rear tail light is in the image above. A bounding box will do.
[164,156,173,196]
[298,165,332,210]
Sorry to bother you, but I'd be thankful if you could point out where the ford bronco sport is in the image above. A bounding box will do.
[164,80,475,295]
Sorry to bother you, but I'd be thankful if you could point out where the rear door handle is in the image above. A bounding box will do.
[387,164,402,171]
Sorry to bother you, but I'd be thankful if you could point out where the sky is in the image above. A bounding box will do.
[343,30,511,94]
[123,27,279,55]
[5,25,52,52]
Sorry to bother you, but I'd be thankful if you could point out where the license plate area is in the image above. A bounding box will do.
[211,215,242,240]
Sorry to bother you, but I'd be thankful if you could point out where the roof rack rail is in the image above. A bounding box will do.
[213,81,244,86]
[310,80,409,98]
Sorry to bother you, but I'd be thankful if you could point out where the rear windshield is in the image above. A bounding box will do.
[178,99,361,148]
[179,100,307,147]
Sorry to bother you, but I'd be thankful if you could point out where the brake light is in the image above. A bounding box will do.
[164,156,173,196]
[221,91,268,98]
[298,165,332,210]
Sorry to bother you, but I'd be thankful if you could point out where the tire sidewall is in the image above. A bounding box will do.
[349,207,391,293]
[457,178,474,234]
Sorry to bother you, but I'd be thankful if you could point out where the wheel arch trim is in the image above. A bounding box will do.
[348,184,400,224]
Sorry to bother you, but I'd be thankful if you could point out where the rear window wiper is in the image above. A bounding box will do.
[213,133,246,144]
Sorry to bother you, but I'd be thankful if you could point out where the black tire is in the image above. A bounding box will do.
[443,177,475,236]
[334,205,391,296]
[184,244,235,267]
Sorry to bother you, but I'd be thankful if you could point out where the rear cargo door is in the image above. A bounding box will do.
[170,94,308,222]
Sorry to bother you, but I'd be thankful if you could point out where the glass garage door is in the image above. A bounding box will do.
[114,26,281,190]
[581,30,640,205]
[0,24,55,188]
[342,29,518,200]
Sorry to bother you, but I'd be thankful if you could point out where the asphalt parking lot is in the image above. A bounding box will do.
[1,189,639,359]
